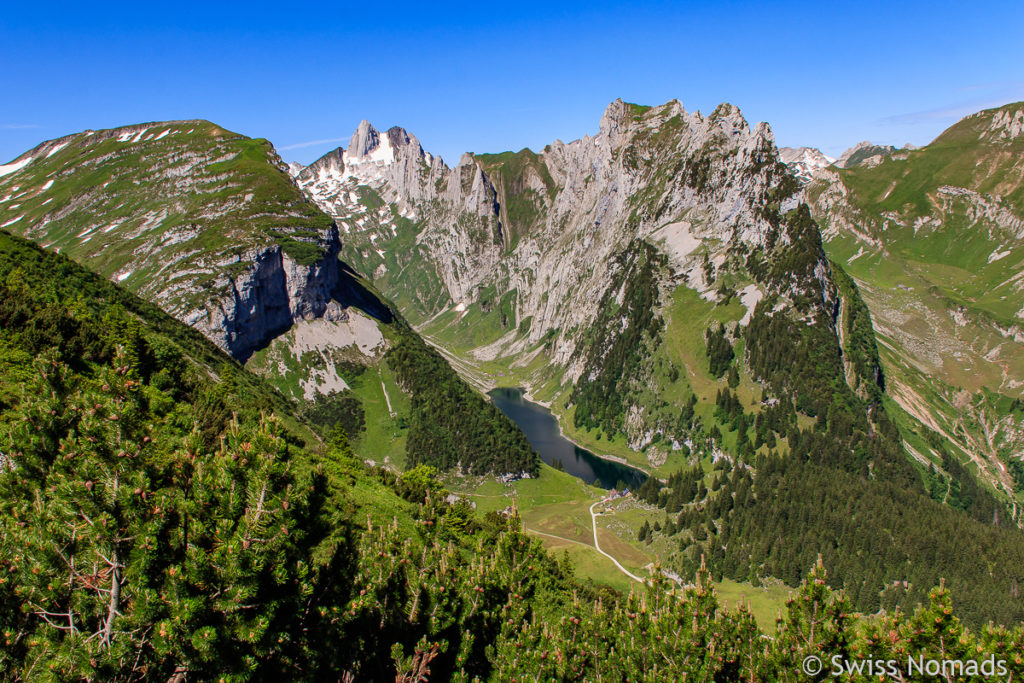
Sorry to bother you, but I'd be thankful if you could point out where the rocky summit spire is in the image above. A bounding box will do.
[385,126,412,150]
[347,120,381,159]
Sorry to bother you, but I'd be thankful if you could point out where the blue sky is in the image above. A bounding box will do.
[2,1,1023,166]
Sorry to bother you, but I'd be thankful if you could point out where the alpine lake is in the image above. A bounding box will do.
[488,388,647,490]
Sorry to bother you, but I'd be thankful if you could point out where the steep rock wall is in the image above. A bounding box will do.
[194,225,345,360]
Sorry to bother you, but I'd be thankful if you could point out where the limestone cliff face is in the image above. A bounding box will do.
[295,99,833,377]
[984,106,1024,141]
[487,100,798,371]
[192,226,345,360]
[288,99,852,455]
[296,121,504,304]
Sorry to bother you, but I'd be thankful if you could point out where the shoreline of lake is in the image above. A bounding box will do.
[489,387,647,490]
[518,386,652,477]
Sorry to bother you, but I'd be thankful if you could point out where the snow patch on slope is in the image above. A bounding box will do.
[46,143,67,158]
[0,156,33,178]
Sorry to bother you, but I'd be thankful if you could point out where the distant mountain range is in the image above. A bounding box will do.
[778,140,916,183]
[778,146,835,182]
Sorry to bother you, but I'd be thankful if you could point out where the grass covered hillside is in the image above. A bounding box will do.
[0,120,339,359]
[0,228,540,679]
[0,230,312,445]
[0,119,333,296]
[0,116,538,479]
[810,102,1024,519]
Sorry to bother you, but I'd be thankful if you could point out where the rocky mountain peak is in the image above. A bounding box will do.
[779,146,836,183]
[839,140,873,157]
[302,147,345,177]
[662,98,686,117]
[347,119,381,159]
[709,102,748,131]
[444,153,499,219]
[750,120,774,144]
[835,141,897,168]
[597,99,689,143]
[292,98,835,367]
[293,119,445,215]
[598,98,633,137]
[348,121,434,176]
[385,125,414,150]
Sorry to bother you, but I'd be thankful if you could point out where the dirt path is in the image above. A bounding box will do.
[523,526,593,549]
[378,370,395,417]
[524,512,644,584]
[589,501,644,583]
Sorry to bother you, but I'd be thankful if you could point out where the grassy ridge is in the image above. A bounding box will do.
[814,102,1024,512]
[0,121,334,329]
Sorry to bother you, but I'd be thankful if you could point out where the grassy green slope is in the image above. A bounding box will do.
[814,102,1024,353]
[813,102,1024,513]
[246,315,411,470]
[0,226,454,541]
[0,121,332,315]
[4,236,1023,681]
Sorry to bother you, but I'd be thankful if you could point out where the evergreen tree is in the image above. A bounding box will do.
[705,323,735,378]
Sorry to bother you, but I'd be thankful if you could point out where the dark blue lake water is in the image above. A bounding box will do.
[488,387,647,490]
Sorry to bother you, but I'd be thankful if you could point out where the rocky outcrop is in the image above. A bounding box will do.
[984,108,1024,142]
[296,121,504,303]
[834,141,897,168]
[297,121,447,206]
[185,225,345,361]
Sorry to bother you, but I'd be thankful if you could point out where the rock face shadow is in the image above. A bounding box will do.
[333,260,394,325]
[237,256,395,362]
